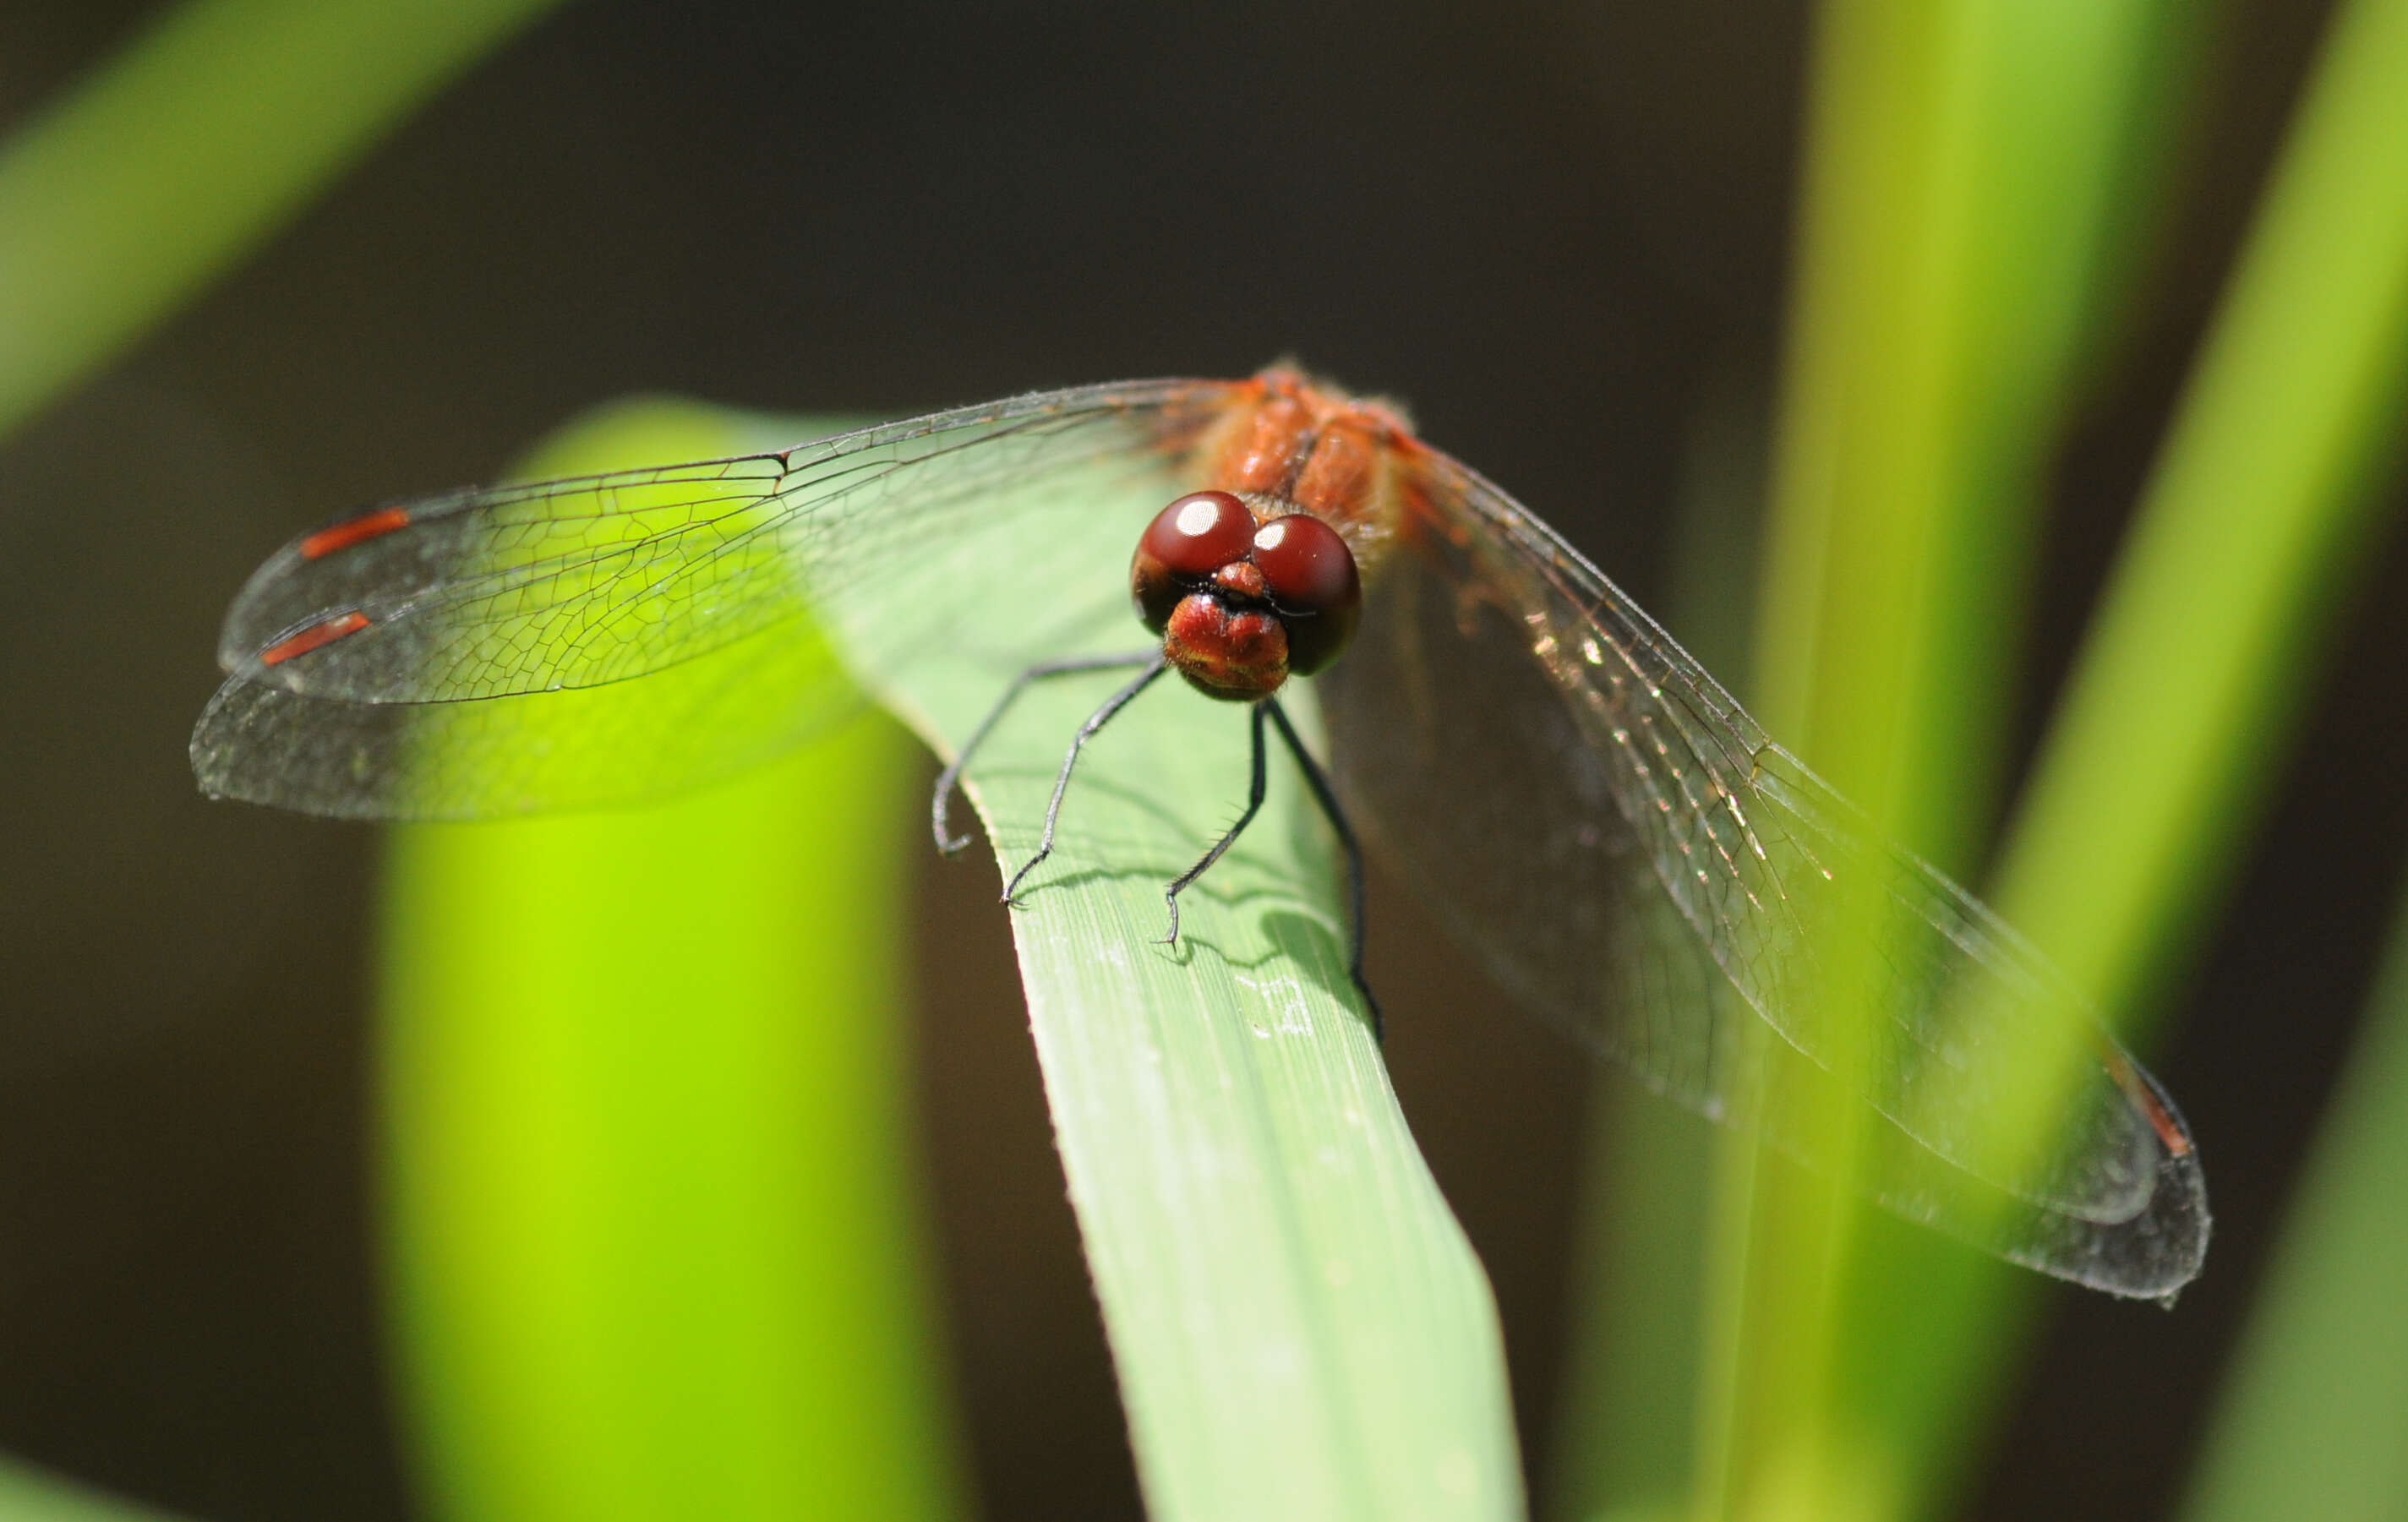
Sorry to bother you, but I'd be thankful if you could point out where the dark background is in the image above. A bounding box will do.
[2,1,2397,1518]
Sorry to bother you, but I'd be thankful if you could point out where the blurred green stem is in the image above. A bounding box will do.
[1544,361,1761,1522]
[1698,0,2202,1516]
[1945,0,2408,1424]
[2179,868,2408,1522]
[0,0,567,441]
[381,406,968,1522]
[1989,0,2408,1043]
[0,1459,181,1519]
[1716,0,2408,1511]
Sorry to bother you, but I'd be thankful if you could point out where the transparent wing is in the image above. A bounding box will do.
[193,367,2207,1292]
[191,626,851,819]
[193,379,1231,818]
[1318,454,2207,1297]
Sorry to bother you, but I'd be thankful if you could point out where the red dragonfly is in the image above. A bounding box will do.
[192,366,2207,1299]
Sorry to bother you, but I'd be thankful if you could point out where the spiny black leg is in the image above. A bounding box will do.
[933,651,1163,854]
[1001,654,1171,903]
[1264,697,1382,1043]
[1160,702,1272,946]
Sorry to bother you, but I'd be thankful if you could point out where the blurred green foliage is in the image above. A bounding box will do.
[0,0,566,444]
[2181,869,2408,1521]
[1556,0,2408,1519]
[0,1463,180,1520]
[1707,0,2212,1516]
[378,402,966,1521]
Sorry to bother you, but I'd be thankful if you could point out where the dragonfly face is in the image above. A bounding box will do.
[192,363,2209,1300]
[1130,489,1363,699]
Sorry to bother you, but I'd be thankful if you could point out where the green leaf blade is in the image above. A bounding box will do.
[979,686,1517,1521]
[772,412,1527,1520]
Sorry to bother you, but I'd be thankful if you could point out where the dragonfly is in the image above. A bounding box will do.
[191,365,2208,1300]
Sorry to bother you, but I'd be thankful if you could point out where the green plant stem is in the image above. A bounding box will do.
[1544,367,1762,1522]
[2178,870,2408,1522]
[380,405,967,1522]
[0,1459,180,1519]
[1988,0,2408,1043]
[1941,0,2408,1425]
[1552,6,2220,1508]
[0,0,567,441]
[1695,1,2202,1517]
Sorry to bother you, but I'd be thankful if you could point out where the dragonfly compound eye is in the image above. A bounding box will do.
[1252,513,1360,674]
[1132,490,1256,631]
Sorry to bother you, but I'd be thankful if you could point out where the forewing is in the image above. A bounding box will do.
[194,379,1231,818]
[1317,454,2207,1296]
[191,623,851,818]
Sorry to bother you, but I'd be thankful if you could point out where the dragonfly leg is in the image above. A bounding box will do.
[1160,701,1271,947]
[1264,696,1382,1043]
[999,654,1171,903]
[934,650,1164,855]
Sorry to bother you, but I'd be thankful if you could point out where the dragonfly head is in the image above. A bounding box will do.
[1130,489,1362,701]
